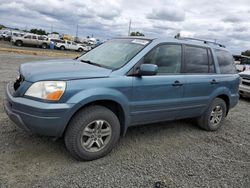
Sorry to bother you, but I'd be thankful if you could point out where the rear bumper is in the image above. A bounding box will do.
[239,84,250,98]
[4,83,74,137]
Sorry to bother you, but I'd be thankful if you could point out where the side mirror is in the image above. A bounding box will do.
[138,64,158,76]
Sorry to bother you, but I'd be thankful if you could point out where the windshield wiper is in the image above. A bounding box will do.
[80,60,102,67]
[80,59,113,69]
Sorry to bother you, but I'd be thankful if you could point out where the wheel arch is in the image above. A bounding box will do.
[62,97,129,137]
[216,94,230,115]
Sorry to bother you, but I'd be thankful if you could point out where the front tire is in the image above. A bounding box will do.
[64,105,120,161]
[78,48,83,52]
[197,98,227,131]
[16,40,23,47]
[60,46,65,50]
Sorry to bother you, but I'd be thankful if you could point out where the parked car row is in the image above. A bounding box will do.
[0,29,25,41]
[1,29,99,52]
[9,33,94,52]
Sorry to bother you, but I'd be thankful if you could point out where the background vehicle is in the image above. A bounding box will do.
[12,34,50,49]
[0,30,11,41]
[4,37,240,161]
[56,40,87,52]
[234,55,250,72]
[239,70,250,98]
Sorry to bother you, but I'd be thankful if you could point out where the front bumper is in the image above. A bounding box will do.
[239,84,250,98]
[4,83,74,137]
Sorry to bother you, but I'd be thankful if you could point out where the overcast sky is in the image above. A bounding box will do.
[0,0,249,53]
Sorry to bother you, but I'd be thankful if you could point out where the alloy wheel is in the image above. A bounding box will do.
[210,105,223,126]
[81,120,112,152]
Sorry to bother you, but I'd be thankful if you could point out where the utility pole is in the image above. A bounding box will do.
[51,24,53,33]
[76,24,78,38]
[128,19,131,36]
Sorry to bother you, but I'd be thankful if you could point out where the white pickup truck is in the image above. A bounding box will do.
[239,70,250,98]
[235,56,250,72]
[55,40,90,52]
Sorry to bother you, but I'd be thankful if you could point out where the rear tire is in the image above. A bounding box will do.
[41,43,47,49]
[197,98,227,131]
[78,48,83,52]
[64,105,120,161]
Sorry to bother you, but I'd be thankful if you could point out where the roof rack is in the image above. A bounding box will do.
[175,36,226,48]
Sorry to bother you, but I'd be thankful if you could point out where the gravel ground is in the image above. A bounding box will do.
[0,51,249,188]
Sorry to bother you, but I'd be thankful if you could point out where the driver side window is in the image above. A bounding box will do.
[144,44,182,74]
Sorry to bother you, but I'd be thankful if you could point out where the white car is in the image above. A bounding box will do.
[56,40,86,52]
[239,70,250,98]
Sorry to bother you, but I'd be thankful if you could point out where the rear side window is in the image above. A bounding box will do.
[215,50,236,74]
[184,46,209,73]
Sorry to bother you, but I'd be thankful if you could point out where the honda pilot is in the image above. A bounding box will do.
[4,37,240,160]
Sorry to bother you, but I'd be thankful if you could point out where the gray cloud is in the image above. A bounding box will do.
[0,0,250,53]
[222,16,242,23]
[147,7,185,22]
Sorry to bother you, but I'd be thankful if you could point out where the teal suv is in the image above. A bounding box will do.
[4,37,240,160]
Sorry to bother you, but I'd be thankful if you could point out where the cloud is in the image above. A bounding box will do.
[146,6,186,22]
[222,16,243,23]
[0,0,250,53]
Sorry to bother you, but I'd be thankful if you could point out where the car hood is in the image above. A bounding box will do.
[20,59,112,82]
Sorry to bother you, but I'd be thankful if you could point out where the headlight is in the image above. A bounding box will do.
[25,81,66,101]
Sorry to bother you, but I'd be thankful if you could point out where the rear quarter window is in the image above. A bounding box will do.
[215,49,236,74]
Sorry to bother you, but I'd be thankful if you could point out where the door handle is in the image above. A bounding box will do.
[172,80,183,86]
[210,79,218,84]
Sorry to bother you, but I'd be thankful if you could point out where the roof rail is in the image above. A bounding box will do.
[175,36,226,48]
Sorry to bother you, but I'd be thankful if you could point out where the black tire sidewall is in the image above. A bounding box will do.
[206,98,226,130]
[16,41,22,46]
[65,106,120,160]
[42,43,47,49]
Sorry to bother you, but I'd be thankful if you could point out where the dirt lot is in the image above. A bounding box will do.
[0,40,81,58]
[0,50,249,188]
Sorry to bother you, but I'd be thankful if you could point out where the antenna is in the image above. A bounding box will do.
[76,24,78,38]
[128,19,131,36]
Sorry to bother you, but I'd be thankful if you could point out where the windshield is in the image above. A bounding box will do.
[78,38,150,69]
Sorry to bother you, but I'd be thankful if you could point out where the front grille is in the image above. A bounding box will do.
[14,74,24,91]
[242,80,250,86]
[240,74,250,80]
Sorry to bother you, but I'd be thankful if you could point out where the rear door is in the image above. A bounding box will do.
[131,44,185,125]
[66,41,71,49]
[179,45,218,119]
[30,35,38,46]
[71,42,78,50]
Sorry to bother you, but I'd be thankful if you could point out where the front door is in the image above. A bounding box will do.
[130,44,185,125]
